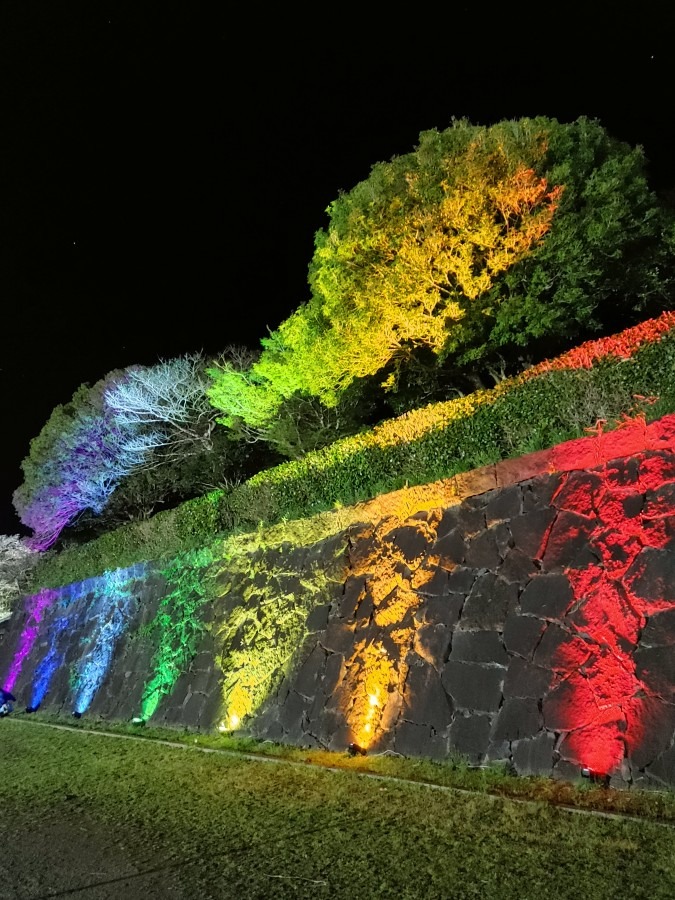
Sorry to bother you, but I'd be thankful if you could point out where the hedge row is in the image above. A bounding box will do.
[26,326,675,591]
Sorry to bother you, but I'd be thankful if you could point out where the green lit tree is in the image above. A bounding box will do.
[208,116,675,435]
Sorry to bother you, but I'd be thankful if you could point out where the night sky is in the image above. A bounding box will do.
[2,3,674,536]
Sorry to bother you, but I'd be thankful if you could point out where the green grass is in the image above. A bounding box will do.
[3,717,675,899]
[24,711,675,823]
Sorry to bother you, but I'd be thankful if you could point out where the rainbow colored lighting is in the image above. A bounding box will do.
[531,310,675,375]
[138,548,212,722]
[72,572,137,715]
[543,417,675,777]
[2,589,58,694]
[28,615,71,710]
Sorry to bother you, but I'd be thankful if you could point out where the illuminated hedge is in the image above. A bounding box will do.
[223,313,675,524]
[26,313,675,591]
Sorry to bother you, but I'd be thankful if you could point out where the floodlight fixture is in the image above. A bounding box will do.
[347,742,367,757]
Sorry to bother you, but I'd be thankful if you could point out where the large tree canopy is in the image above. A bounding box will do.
[15,117,675,548]
[13,374,152,549]
[208,116,675,435]
[13,354,254,549]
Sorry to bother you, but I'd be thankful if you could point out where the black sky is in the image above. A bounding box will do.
[2,2,675,536]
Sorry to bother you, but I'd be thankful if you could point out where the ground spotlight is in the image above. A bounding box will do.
[131,717,145,726]
[72,711,82,719]
[25,705,39,714]
[581,766,610,787]
[347,743,367,757]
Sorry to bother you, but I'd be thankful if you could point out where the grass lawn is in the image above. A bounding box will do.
[2,718,675,899]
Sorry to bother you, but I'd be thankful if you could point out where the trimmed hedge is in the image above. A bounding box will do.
[25,324,675,591]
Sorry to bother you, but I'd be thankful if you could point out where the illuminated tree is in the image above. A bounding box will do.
[104,354,219,458]
[0,535,39,620]
[207,338,377,459]
[13,401,152,550]
[13,351,263,547]
[208,116,675,436]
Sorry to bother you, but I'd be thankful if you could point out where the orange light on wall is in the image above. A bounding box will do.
[339,513,443,750]
[344,641,395,750]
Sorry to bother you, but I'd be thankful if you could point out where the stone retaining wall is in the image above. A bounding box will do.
[3,417,675,789]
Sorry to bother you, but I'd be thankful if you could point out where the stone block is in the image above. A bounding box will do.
[542,672,600,732]
[414,623,451,669]
[496,452,552,489]
[461,574,518,631]
[278,691,309,740]
[512,731,556,776]
[541,511,598,571]
[435,506,461,541]
[181,691,207,728]
[485,740,511,765]
[626,696,675,771]
[171,667,209,697]
[602,451,642,482]
[441,662,504,711]
[640,609,675,647]
[622,493,644,519]
[485,485,522,526]
[519,573,573,620]
[533,624,591,673]
[255,718,284,742]
[464,528,503,569]
[320,622,356,655]
[645,745,675,787]
[449,631,508,666]
[199,682,224,730]
[496,523,515,557]
[401,662,453,731]
[395,721,447,760]
[503,657,553,699]
[553,471,603,516]
[306,603,331,632]
[415,567,451,598]
[490,697,541,741]
[497,548,538,585]
[446,567,479,594]
[292,645,326,700]
[552,758,584,784]
[634,646,675,698]
[327,721,353,752]
[433,529,467,566]
[456,505,487,539]
[321,652,345,697]
[338,577,368,619]
[383,524,431,564]
[455,466,497,500]
[448,713,492,764]
[347,531,380,572]
[422,594,465,629]
[508,508,556,560]
[522,472,562,511]
[502,613,544,659]
[626,547,675,607]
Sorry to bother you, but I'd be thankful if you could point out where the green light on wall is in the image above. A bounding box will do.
[139,546,214,721]
[215,530,347,729]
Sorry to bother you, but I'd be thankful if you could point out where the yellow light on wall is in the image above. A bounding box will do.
[218,713,241,732]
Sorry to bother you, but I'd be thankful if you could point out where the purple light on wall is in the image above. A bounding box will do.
[3,589,59,694]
